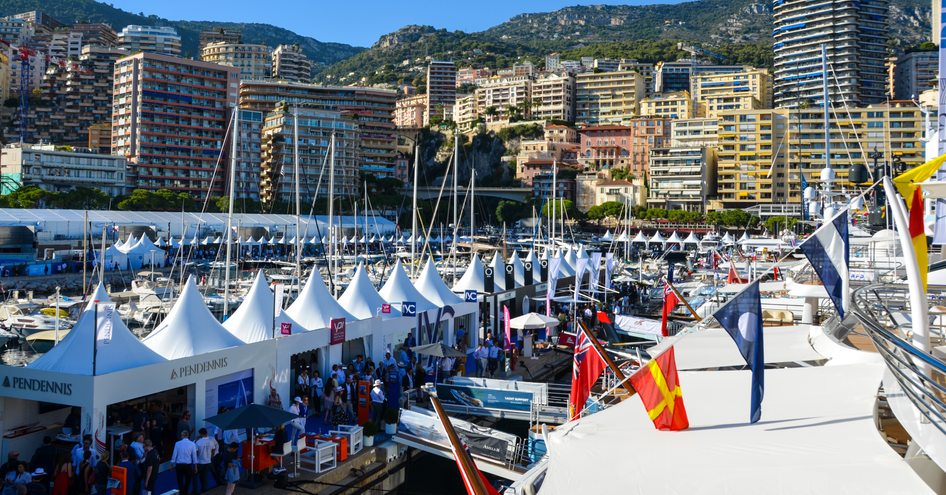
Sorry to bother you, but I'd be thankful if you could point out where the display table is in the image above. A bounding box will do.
[329,425,363,456]
[298,439,336,474]
[241,441,276,473]
[311,434,348,462]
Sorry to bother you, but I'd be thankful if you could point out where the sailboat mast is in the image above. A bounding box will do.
[328,133,336,295]
[821,44,832,203]
[223,106,238,317]
[293,107,302,297]
[452,131,459,278]
[411,145,420,277]
[364,181,369,256]
[99,226,106,285]
[551,160,558,249]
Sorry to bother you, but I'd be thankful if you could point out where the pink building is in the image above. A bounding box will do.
[579,125,633,172]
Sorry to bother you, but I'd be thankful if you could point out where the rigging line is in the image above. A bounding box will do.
[827,58,871,172]
[419,152,455,264]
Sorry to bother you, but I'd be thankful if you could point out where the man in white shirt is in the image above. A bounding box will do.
[193,428,218,494]
[381,351,397,370]
[370,379,386,423]
[70,436,98,475]
[288,397,305,442]
[170,430,198,495]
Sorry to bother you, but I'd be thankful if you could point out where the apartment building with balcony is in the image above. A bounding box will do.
[427,61,457,125]
[117,25,181,56]
[648,147,716,212]
[475,76,531,123]
[516,140,579,185]
[691,68,772,117]
[395,94,427,129]
[0,143,127,196]
[628,117,672,178]
[239,80,397,179]
[259,105,359,205]
[111,52,239,195]
[893,49,936,101]
[272,44,313,83]
[575,70,645,124]
[531,73,575,122]
[545,123,578,144]
[579,126,632,172]
[199,29,241,51]
[232,108,263,201]
[773,0,887,107]
[639,91,692,119]
[201,42,272,81]
[670,118,719,148]
[453,94,478,131]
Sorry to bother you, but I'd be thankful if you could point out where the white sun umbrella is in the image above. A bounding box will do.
[631,230,648,245]
[509,312,560,330]
[649,231,665,246]
[600,230,613,242]
[682,232,700,246]
[721,232,735,245]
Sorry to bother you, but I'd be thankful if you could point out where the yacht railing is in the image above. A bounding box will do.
[852,284,946,438]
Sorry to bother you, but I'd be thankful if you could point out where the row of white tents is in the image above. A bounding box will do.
[599,230,751,246]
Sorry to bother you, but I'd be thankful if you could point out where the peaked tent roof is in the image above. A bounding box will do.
[489,253,509,291]
[682,232,700,245]
[453,253,486,293]
[556,249,576,277]
[615,231,629,242]
[722,232,735,245]
[666,231,684,245]
[286,269,356,328]
[631,231,648,244]
[29,283,165,374]
[339,264,401,319]
[142,276,244,359]
[524,249,541,281]
[649,231,665,244]
[510,252,526,287]
[379,259,437,311]
[223,271,303,343]
[415,258,463,306]
[600,230,613,241]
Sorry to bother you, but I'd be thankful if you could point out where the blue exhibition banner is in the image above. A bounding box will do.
[436,384,533,412]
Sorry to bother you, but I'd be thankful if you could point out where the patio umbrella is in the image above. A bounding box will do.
[411,342,466,358]
[204,404,299,480]
[509,312,560,330]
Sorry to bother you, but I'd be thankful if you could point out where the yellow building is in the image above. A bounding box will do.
[639,91,692,119]
[715,102,923,207]
[575,70,645,124]
[692,68,772,118]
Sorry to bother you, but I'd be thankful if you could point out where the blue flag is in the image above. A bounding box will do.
[800,171,809,221]
[799,210,849,318]
[713,280,764,423]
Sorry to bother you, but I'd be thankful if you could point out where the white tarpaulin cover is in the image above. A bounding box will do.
[339,264,401,319]
[539,362,932,494]
[142,276,244,359]
[415,258,463,307]
[648,326,824,371]
[223,271,303,343]
[379,259,437,312]
[285,269,356,328]
[29,283,165,374]
[613,314,662,340]
[453,253,486,294]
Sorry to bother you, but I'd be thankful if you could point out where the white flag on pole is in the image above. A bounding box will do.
[96,303,115,347]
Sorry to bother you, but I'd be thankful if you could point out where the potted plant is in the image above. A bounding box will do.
[363,421,378,447]
[384,407,399,435]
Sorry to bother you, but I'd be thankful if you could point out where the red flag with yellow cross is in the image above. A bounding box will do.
[629,346,689,431]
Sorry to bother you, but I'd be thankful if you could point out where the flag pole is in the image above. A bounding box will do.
[429,394,492,495]
[578,322,635,397]
[663,278,701,321]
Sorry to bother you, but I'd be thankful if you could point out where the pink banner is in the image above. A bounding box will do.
[503,305,512,351]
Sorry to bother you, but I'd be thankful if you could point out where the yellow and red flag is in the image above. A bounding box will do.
[909,187,928,292]
[629,346,689,431]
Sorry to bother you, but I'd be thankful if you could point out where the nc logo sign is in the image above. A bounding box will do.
[402,301,417,317]
[464,290,478,302]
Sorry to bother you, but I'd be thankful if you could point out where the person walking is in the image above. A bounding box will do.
[170,431,197,495]
[321,387,334,423]
[474,343,488,377]
[141,441,159,495]
[193,429,217,494]
[222,444,240,495]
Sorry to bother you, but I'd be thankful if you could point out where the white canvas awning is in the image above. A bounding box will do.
[286,269,356,328]
[415,258,463,306]
[379,259,437,312]
[339,264,401,319]
[223,271,303,343]
[29,283,165,374]
[142,276,244,359]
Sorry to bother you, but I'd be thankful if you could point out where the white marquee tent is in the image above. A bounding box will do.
[223,271,305,343]
[339,264,401,319]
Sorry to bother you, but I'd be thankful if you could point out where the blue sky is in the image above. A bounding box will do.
[107,0,683,47]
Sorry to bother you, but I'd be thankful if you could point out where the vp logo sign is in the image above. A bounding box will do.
[401,301,417,317]
[464,290,478,302]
